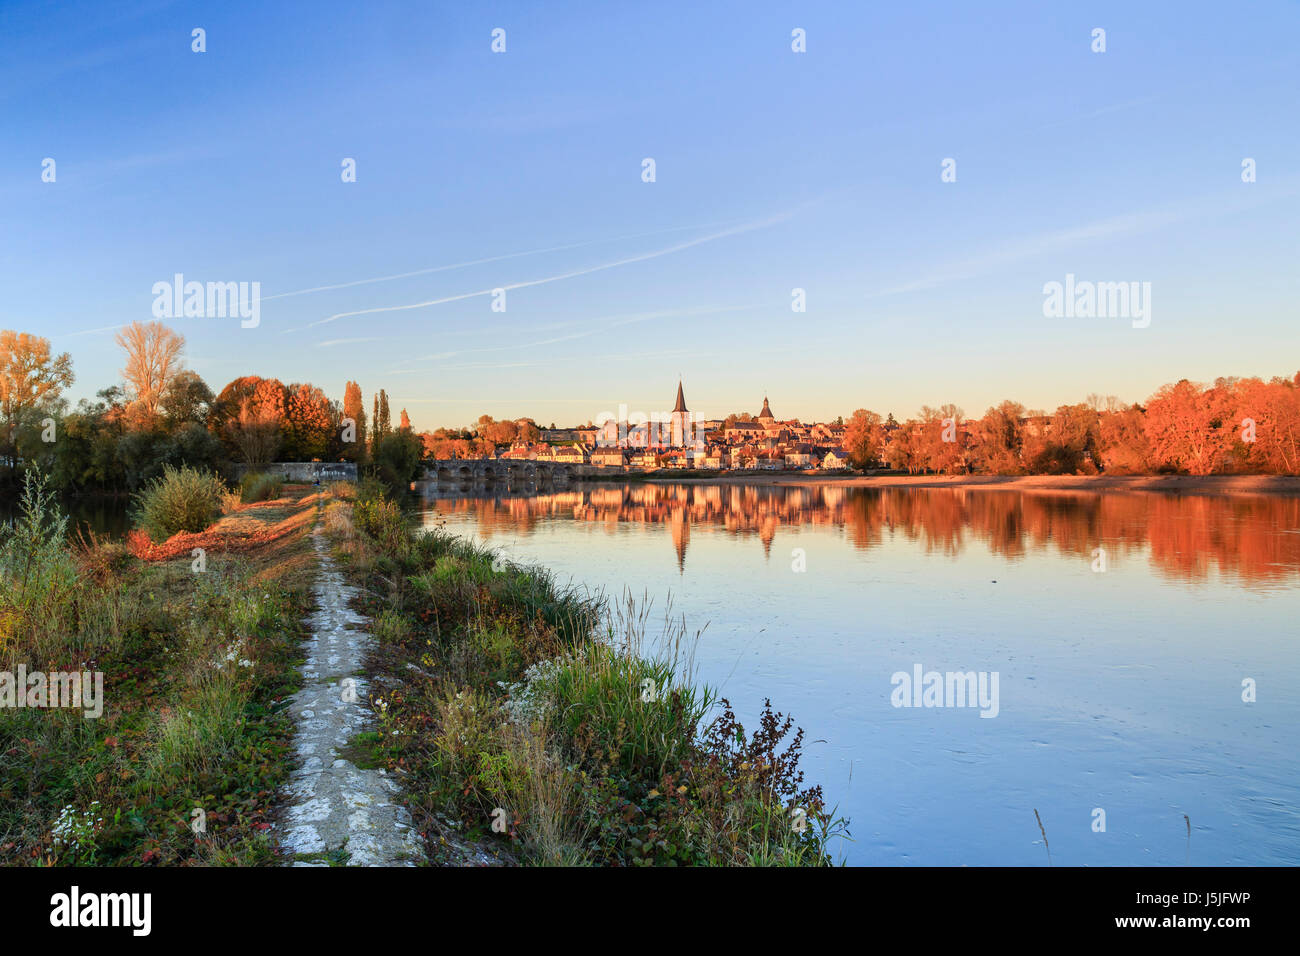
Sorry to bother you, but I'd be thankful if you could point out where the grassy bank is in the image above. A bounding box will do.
[324,481,846,866]
[0,472,319,865]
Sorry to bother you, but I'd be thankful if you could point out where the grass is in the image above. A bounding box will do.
[239,471,285,504]
[323,480,848,866]
[0,472,318,866]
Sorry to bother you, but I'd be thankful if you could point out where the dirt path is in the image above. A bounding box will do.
[276,526,421,866]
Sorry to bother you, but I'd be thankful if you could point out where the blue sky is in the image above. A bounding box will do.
[3,0,1298,430]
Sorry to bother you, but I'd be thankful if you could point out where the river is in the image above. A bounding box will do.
[417,482,1300,866]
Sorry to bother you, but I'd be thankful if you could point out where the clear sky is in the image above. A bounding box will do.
[3,0,1298,431]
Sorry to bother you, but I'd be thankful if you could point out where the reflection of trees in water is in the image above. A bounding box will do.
[423,485,1300,584]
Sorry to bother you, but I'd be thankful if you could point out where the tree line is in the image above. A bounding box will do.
[841,375,1300,475]
[5,321,1299,492]
[0,321,422,493]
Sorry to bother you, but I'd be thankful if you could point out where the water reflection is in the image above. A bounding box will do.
[422,484,1300,586]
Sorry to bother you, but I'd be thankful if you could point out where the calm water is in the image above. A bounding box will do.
[1,495,132,540]
[419,483,1300,866]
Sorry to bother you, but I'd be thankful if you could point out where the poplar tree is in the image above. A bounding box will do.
[342,380,367,461]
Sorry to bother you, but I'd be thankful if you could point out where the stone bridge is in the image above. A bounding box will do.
[415,458,593,494]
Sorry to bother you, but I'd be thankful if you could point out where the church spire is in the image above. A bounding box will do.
[673,380,688,413]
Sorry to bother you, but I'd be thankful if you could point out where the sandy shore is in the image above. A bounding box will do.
[642,473,1300,496]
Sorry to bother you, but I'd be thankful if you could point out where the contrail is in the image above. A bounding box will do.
[289,211,794,333]
[61,323,126,338]
[263,218,748,301]
[410,304,759,362]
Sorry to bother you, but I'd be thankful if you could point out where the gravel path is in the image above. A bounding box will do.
[277,527,421,866]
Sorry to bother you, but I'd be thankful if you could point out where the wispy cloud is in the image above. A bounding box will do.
[286,209,797,333]
[870,184,1300,298]
[1038,94,1161,130]
[265,219,747,302]
[316,336,383,348]
[60,324,126,338]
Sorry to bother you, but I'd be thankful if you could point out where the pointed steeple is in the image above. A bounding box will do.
[672,380,688,413]
[759,395,774,420]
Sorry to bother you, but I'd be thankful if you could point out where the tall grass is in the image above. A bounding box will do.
[145,675,249,790]
[0,471,78,660]
[0,478,313,866]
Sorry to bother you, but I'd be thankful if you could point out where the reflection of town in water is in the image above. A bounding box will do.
[422,484,1300,584]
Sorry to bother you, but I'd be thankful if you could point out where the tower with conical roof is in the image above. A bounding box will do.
[670,380,690,448]
[758,395,775,423]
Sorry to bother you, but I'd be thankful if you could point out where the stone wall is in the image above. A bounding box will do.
[232,462,358,483]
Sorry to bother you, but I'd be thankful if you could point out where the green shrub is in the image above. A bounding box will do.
[132,464,227,542]
[375,431,424,490]
[353,497,409,555]
[239,471,284,503]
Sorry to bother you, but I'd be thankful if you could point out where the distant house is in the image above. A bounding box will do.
[1020,415,1054,438]
[822,448,851,470]
[547,444,589,464]
[501,442,544,460]
[727,421,763,439]
[590,447,627,468]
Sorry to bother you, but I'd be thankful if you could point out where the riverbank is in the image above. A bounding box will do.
[0,478,319,865]
[638,472,1300,496]
[321,481,844,866]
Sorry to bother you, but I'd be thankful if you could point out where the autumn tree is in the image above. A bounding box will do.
[516,418,541,442]
[475,414,522,447]
[969,401,1025,474]
[1144,379,1234,475]
[884,423,920,474]
[915,405,965,474]
[399,408,411,432]
[115,321,185,427]
[342,381,367,462]
[283,383,333,460]
[1025,403,1100,474]
[1097,404,1151,474]
[1234,376,1300,474]
[844,408,884,469]
[213,376,285,464]
[0,330,75,429]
